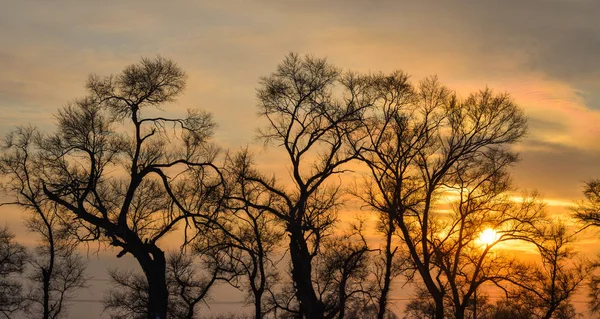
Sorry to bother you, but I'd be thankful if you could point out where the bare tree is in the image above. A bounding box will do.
[574,180,600,316]
[0,126,87,319]
[488,297,581,319]
[370,213,410,319]
[167,251,234,319]
[241,53,374,318]
[589,267,600,315]
[351,184,409,319]
[403,286,439,319]
[575,180,600,227]
[104,269,149,319]
[353,72,541,319]
[105,251,226,319]
[509,221,587,319]
[262,225,376,319]
[264,275,302,319]
[23,210,87,319]
[485,299,533,319]
[197,150,284,319]
[312,222,374,319]
[0,225,27,318]
[0,57,223,319]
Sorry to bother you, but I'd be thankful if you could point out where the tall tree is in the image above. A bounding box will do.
[0,57,222,319]
[0,225,27,318]
[353,72,540,319]
[240,53,374,318]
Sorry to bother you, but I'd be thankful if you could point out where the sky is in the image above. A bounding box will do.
[1,0,600,317]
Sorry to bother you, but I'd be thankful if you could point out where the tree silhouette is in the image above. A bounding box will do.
[104,269,149,319]
[240,53,374,318]
[0,226,27,318]
[312,222,375,318]
[1,52,583,319]
[196,150,284,319]
[575,180,600,227]
[369,213,408,319]
[510,221,587,319]
[23,206,87,319]
[351,178,409,319]
[0,57,223,319]
[575,180,600,315]
[352,72,541,319]
[0,126,87,319]
[104,251,228,319]
[403,285,439,319]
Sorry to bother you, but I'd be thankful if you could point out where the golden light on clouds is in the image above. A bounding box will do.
[1,1,599,318]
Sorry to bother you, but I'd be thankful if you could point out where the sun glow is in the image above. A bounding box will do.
[479,228,498,246]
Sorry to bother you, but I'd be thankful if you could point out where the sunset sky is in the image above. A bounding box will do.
[1,1,599,317]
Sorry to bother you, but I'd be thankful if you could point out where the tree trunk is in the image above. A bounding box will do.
[454,305,465,319]
[43,220,55,319]
[134,245,168,319]
[541,306,558,319]
[254,290,262,319]
[337,277,347,319]
[42,269,51,319]
[146,256,168,319]
[377,215,395,319]
[186,307,194,319]
[289,228,325,319]
[434,296,445,319]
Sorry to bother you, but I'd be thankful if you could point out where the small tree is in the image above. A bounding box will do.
[313,223,374,319]
[0,225,28,318]
[510,222,587,319]
[197,150,284,319]
[104,269,149,319]
[486,299,533,319]
[403,286,439,319]
[575,180,600,227]
[104,251,228,319]
[351,179,409,319]
[23,207,87,319]
[0,126,87,319]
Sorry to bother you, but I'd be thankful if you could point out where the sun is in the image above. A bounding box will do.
[479,228,498,245]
